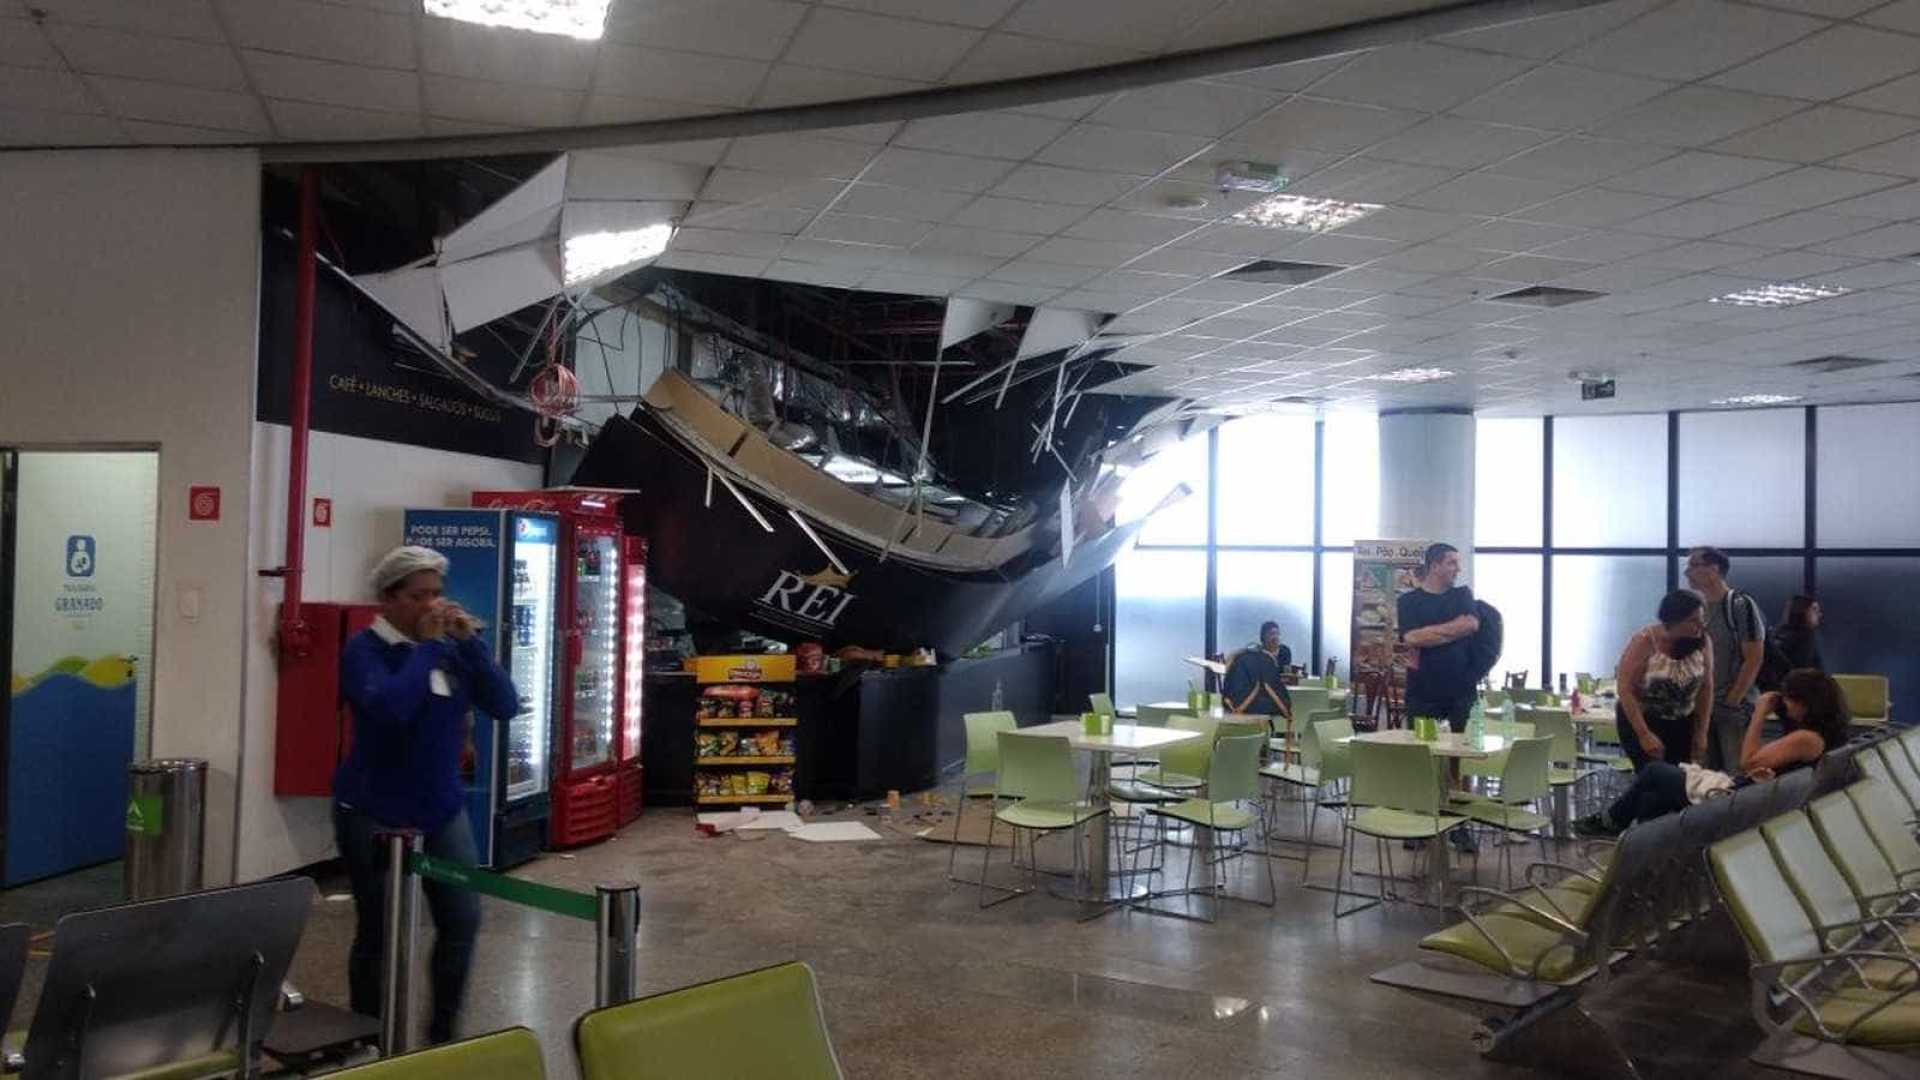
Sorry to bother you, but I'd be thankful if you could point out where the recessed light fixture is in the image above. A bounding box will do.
[424,0,612,40]
[1711,393,1804,406]
[1229,193,1380,233]
[1367,367,1455,384]
[562,223,674,286]
[1709,282,1849,308]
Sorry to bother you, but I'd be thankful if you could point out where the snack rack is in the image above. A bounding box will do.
[690,654,798,806]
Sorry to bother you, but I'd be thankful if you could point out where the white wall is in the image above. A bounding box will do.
[0,149,261,884]
[240,426,542,879]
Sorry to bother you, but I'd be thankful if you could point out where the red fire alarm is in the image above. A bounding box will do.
[188,485,221,522]
[313,497,333,528]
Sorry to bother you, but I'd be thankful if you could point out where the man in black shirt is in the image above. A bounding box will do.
[1224,620,1292,721]
[1396,543,1480,733]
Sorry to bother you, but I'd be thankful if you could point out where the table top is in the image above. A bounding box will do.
[1021,720,1206,752]
[1340,728,1502,758]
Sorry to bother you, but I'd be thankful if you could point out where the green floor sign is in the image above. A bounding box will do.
[126,794,164,836]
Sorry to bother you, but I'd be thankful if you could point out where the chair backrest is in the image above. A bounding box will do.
[574,962,842,1080]
[1296,709,1342,771]
[1496,736,1555,805]
[1710,829,1824,971]
[1286,686,1330,718]
[1484,688,1509,708]
[0,923,28,1042]
[1217,718,1267,742]
[1528,707,1578,767]
[331,1028,545,1079]
[1759,811,1865,947]
[1805,789,1903,910]
[1844,778,1920,881]
[961,711,1017,776]
[1089,692,1115,717]
[1209,734,1265,804]
[1351,740,1441,815]
[1312,716,1355,782]
[1868,743,1920,806]
[1832,674,1889,718]
[1135,703,1178,727]
[1158,714,1219,778]
[994,732,1079,804]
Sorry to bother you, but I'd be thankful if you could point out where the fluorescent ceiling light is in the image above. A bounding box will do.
[562,223,673,286]
[1709,282,1849,309]
[1229,193,1380,233]
[1712,393,1804,406]
[424,0,612,40]
[1367,367,1455,384]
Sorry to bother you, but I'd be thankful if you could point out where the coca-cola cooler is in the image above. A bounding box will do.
[471,489,643,847]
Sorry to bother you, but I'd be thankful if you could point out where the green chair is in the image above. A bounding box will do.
[1710,829,1920,1047]
[1866,743,1920,814]
[330,1028,544,1079]
[1760,811,1919,986]
[1807,788,1919,920]
[1285,685,1330,725]
[947,711,1019,886]
[1125,714,1214,795]
[1138,734,1276,921]
[980,731,1107,909]
[1462,736,1555,889]
[1846,778,1920,888]
[1089,692,1115,716]
[1333,740,1467,919]
[574,962,842,1080]
[1834,674,1892,729]
[1529,706,1592,825]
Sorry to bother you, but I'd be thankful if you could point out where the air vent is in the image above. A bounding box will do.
[1220,259,1344,285]
[1488,285,1607,307]
[1788,355,1888,374]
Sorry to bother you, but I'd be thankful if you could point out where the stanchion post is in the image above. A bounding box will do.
[377,829,422,1054]
[593,880,640,1008]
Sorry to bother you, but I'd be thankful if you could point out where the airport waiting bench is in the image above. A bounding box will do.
[1372,746,1868,1078]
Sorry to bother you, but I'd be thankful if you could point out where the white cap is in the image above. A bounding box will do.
[370,545,449,595]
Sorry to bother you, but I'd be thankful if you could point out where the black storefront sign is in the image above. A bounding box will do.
[257,233,543,465]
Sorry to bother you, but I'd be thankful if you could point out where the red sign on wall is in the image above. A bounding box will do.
[313,497,333,528]
[187,485,221,522]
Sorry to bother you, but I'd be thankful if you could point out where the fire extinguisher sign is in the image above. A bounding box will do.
[187,485,221,522]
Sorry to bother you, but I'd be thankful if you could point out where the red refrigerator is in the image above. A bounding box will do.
[470,488,643,848]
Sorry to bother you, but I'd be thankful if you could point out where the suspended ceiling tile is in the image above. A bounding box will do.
[944,32,1141,84]
[577,93,713,124]
[1810,221,1920,259]
[1280,158,1455,204]
[831,182,974,221]
[1562,0,1823,82]
[915,225,1042,258]
[1450,63,1673,131]
[1714,166,1905,209]
[1842,73,1920,117]
[0,106,126,145]
[1001,0,1226,52]
[604,0,807,60]
[1715,208,1883,248]
[805,212,931,247]
[1591,85,1807,147]
[1709,105,1920,163]
[654,250,776,278]
[1434,0,1662,58]
[1823,181,1920,219]
[34,0,225,41]
[424,75,583,128]
[989,163,1147,206]
[945,196,1090,235]
[1613,197,1782,238]
[669,226,790,258]
[1062,209,1200,246]
[420,17,597,90]
[1307,42,1532,112]
[0,64,102,114]
[1833,132,1920,178]
[1400,174,1571,217]
[723,133,878,178]
[1235,98,1423,156]
[89,75,270,133]
[752,63,927,107]
[1368,116,1554,170]
[1709,25,1920,101]
[222,0,415,68]
[1486,137,1676,186]
[264,98,423,139]
[243,51,422,114]
[983,260,1100,287]
[894,110,1071,161]
[782,7,983,81]
[50,23,248,92]
[1087,81,1282,138]
[863,146,1019,193]
[1605,151,1798,199]
[593,43,766,107]
[0,14,59,69]
[1033,123,1212,176]
[1718,250,1862,280]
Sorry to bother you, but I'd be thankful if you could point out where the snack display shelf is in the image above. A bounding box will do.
[696,793,795,805]
[694,756,796,767]
[697,717,798,728]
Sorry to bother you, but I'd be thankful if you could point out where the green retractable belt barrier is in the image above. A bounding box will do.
[408,853,598,922]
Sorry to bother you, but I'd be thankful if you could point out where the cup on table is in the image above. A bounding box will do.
[1082,711,1102,735]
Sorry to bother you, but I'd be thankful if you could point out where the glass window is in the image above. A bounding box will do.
[1472,553,1543,690]
[1321,414,1379,546]
[1552,414,1668,548]
[1814,556,1920,727]
[1679,408,1805,548]
[1550,555,1668,690]
[1113,547,1206,707]
[1118,432,1210,546]
[1216,415,1315,545]
[1817,403,1920,548]
[1320,552,1352,680]
[1475,418,1543,547]
[1215,551,1313,671]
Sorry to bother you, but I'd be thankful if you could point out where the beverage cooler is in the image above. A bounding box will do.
[472,489,644,848]
[401,508,560,869]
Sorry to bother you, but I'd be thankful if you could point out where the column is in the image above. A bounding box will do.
[1378,410,1475,578]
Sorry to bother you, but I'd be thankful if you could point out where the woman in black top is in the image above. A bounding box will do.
[1774,594,1824,671]
[1577,668,1848,836]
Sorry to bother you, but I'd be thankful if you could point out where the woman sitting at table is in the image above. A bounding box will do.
[1575,668,1848,837]
[1614,590,1715,771]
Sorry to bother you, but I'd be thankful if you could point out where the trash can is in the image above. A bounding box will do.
[125,758,207,899]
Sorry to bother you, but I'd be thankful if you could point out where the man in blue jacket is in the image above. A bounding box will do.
[333,545,520,1046]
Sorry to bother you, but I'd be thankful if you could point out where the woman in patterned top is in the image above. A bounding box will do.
[1613,590,1714,771]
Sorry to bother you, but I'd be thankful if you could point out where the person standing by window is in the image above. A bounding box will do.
[334,546,521,1046]
[1224,620,1293,722]
[1683,547,1765,773]
[1397,543,1480,734]
[1773,595,1824,671]
[1614,590,1714,771]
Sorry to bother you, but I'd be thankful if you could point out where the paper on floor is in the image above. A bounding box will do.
[788,821,882,842]
[736,810,804,830]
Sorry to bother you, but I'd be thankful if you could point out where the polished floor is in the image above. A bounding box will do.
[5,793,1786,1079]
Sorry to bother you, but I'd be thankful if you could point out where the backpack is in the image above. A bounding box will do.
[1717,589,1765,665]
[1756,626,1792,692]
[1468,599,1503,685]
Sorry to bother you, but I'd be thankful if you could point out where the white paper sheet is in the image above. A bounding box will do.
[788,822,882,842]
[736,811,804,831]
